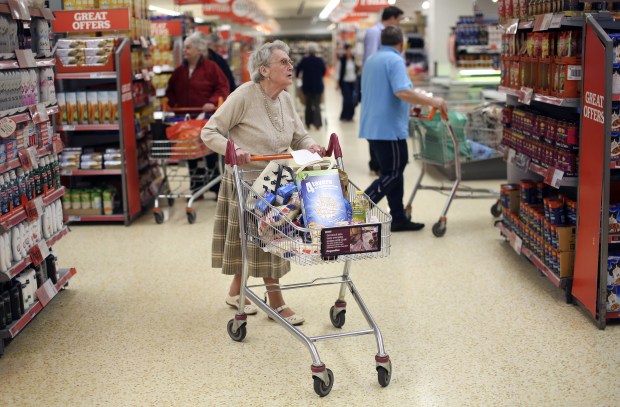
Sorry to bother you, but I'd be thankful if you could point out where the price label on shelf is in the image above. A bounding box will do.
[15,49,36,68]
[518,87,533,105]
[549,14,564,29]
[8,0,31,20]
[505,19,519,35]
[28,241,46,267]
[0,117,17,138]
[61,125,75,131]
[545,167,564,189]
[29,104,49,124]
[567,65,582,81]
[510,234,523,255]
[35,278,58,307]
[507,148,516,163]
[18,149,33,171]
[533,13,553,32]
[153,65,162,74]
[24,197,43,222]
[52,139,64,154]
[60,170,72,176]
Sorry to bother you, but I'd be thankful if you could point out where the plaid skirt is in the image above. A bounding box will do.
[212,170,290,279]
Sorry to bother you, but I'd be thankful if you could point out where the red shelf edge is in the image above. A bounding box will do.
[64,214,124,222]
[57,124,120,131]
[606,311,620,319]
[6,268,77,338]
[0,186,66,234]
[0,141,63,174]
[498,222,562,288]
[61,169,122,176]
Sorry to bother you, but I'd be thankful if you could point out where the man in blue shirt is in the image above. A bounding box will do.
[363,6,404,173]
[359,26,448,232]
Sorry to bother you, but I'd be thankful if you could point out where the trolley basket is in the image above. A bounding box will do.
[225,133,393,397]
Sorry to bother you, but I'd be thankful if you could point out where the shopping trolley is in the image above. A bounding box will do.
[150,107,222,224]
[407,104,501,237]
[225,134,392,397]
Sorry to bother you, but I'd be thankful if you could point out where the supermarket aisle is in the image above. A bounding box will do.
[1,81,618,407]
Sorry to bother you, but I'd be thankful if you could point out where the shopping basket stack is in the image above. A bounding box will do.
[225,134,392,397]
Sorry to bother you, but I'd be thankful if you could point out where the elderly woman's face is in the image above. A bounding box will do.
[265,49,294,87]
[183,41,201,63]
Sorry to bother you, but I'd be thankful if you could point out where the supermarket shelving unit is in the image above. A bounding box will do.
[498,10,620,328]
[55,36,141,225]
[0,2,76,356]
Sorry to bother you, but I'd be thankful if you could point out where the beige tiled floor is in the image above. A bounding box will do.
[1,81,619,406]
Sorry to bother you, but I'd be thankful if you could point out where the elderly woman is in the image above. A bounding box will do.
[166,32,230,195]
[201,41,324,326]
[295,42,326,130]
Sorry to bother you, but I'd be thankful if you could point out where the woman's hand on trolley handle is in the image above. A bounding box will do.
[202,102,217,113]
[235,147,252,164]
[307,144,326,157]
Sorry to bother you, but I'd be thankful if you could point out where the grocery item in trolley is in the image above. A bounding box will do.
[165,118,211,160]
[296,168,349,229]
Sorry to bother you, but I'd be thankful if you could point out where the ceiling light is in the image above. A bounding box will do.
[422,1,430,10]
[388,0,396,4]
[148,5,181,16]
[492,0,498,2]
[319,0,340,20]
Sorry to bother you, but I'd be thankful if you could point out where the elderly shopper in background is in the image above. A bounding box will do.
[295,42,326,130]
[206,33,237,94]
[166,32,229,196]
[201,40,325,326]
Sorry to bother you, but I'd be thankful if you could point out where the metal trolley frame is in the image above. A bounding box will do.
[225,134,392,397]
[149,107,222,224]
[407,107,502,237]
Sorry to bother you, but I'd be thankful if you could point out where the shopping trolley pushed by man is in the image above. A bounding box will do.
[225,134,392,397]
[150,107,222,224]
[407,103,502,237]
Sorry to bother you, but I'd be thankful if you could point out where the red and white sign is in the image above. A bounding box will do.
[202,0,233,18]
[52,8,130,32]
[151,20,182,37]
[354,0,390,13]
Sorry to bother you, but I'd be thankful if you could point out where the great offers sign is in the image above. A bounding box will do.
[52,8,130,33]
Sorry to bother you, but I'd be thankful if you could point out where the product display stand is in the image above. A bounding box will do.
[0,2,76,356]
[54,10,141,225]
[571,15,619,329]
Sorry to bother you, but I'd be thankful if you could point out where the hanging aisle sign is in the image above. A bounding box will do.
[354,0,390,13]
[52,8,130,32]
[202,0,233,18]
[151,20,182,37]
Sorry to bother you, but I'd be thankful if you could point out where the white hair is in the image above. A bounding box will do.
[248,40,290,83]
[185,32,209,56]
[306,42,319,55]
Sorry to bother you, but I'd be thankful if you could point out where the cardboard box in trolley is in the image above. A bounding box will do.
[296,169,348,231]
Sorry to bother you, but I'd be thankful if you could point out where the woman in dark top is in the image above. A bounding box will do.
[336,44,360,122]
[295,43,326,130]
[166,32,229,195]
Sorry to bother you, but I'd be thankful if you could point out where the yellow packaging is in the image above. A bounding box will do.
[57,92,67,124]
[65,92,77,125]
[86,91,98,124]
[64,0,76,10]
[76,91,87,124]
[97,91,109,123]
[107,91,118,123]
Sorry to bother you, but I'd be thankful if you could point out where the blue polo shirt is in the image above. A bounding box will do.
[359,46,412,141]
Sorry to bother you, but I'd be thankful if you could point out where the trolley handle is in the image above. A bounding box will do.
[224,133,343,165]
[413,107,449,121]
[163,97,225,114]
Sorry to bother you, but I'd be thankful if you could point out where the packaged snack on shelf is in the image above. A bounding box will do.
[97,91,108,124]
[607,256,620,286]
[610,203,620,233]
[606,286,620,312]
[108,91,118,123]
[65,92,77,125]
[76,91,87,124]
[86,91,98,124]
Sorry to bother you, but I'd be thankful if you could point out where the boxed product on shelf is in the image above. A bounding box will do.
[610,203,620,233]
[607,256,620,286]
[606,285,620,311]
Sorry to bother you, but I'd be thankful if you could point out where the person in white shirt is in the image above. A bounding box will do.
[335,44,360,121]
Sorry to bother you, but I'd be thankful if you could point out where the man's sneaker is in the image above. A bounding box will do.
[391,221,425,232]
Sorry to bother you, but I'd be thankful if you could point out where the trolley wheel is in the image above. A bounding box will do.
[153,211,164,224]
[168,198,175,207]
[432,221,446,237]
[377,366,391,387]
[313,368,334,397]
[226,319,246,342]
[491,201,502,217]
[329,306,346,328]
[186,210,196,224]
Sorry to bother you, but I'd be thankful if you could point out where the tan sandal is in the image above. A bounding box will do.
[269,305,305,326]
[225,295,258,315]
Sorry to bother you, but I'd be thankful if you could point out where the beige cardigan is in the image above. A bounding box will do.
[201,81,317,169]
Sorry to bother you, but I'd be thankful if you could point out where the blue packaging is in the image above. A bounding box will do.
[275,183,297,205]
[296,169,348,229]
[344,199,352,221]
[254,191,277,216]
[608,256,620,286]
